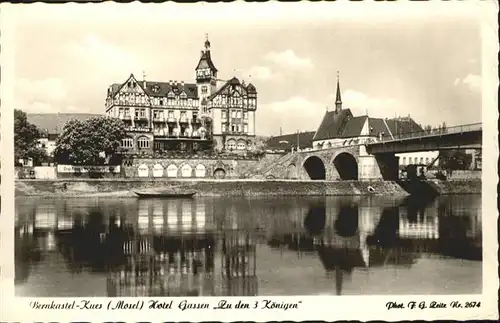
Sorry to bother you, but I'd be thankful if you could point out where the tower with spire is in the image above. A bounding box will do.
[335,71,342,113]
[195,34,218,104]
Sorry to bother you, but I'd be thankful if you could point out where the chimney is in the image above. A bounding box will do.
[181,81,185,87]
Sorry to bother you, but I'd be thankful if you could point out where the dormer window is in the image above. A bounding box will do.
[152,85,160,93]
[168,91,175,98]
[180,92,187,99]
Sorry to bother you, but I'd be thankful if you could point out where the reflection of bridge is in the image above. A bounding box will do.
[263,123,482,181]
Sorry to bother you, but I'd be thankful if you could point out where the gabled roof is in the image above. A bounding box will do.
[385,117,424,137]
[28,113,103,136]
[340,116,367,138]
[266,131,316,150]
[313,109,425,141]
[313,109,353,141]
[109,77,198,99]
[246,83,257,93]
[208,77,252,100]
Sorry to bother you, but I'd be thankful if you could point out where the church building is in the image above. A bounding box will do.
[312,75,439,171]
[105,36,257,155]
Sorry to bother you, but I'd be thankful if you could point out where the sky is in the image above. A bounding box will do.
[7,2,487,136]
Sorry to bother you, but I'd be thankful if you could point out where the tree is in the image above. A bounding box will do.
[439,149,472,171]
[54,117,126,166]
[14,109,47,165]
[424,125,433,134]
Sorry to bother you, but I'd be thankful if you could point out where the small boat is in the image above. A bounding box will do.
[134,190,197,198]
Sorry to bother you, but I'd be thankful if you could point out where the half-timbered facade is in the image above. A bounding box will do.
[105,36,258,155]
[206,77,257,152]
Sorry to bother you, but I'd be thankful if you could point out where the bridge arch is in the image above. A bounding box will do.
[332,152,358,180]
[303,155,326,180]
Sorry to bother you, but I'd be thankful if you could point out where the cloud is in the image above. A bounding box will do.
[15,78,69,113]
[257,96,326,135]
[265,50,313,70]
[332,89,399,118]
[461,73,481,91]
[16,78,67,103]
[244,65,278,81]
[453,73,481,92]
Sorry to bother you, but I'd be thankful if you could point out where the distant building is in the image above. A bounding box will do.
[312,76,439,168]
[265,131,315,153]
[105,36,258,155]
[26,113,103,160]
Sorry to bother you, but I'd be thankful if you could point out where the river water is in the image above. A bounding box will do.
[14,194,482,297]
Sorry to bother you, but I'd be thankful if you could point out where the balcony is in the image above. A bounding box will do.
[134,115,148,121]
[153,116,165,122]
[119,115,132,120]
[166,117,177,123]
[179,117,189,123]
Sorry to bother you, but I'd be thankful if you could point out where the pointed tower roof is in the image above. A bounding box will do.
[335,73,342,105]
[196,34,218,73]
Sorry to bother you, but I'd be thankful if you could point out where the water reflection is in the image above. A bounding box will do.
[15,194,482,296]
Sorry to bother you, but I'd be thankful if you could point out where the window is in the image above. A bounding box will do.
[231,110,236,118]
[402,157,406,165]
[222,124,227,132]
[168,111,174,119]
[243,112,248,120]
[119,108,124,117]
[231,125,236,132]
[237,124,241,132]
[222,111,227,119]
[244,124,248,133]
[124,108,130,117]
[137,137,150,149]
[236,111,242,118]
[426,157,430,164]
[121,138,133,148]
[140,109,146,117]
[237,141,246,150]
[409,157,413,164]
[153,110,163,119]
[159,99,163,105]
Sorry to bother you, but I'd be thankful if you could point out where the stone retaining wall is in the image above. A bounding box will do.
[16,179,410,197]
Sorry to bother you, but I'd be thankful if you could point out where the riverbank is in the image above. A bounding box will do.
[429,179,482,195]
[15,178,481,199]
[16,179,410,198]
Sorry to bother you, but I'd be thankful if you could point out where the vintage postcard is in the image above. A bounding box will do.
[1,1,498,321]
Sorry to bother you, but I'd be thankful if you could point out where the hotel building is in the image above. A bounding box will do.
[105,36,258,155]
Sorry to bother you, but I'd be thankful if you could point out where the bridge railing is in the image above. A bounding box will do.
[378,122,482,143]
[303,122,482,152]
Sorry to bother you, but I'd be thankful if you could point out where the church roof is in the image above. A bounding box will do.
[313,109,353,141]
[313,110,424,141]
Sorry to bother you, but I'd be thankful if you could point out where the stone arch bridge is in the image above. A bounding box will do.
[263,145,399,181]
